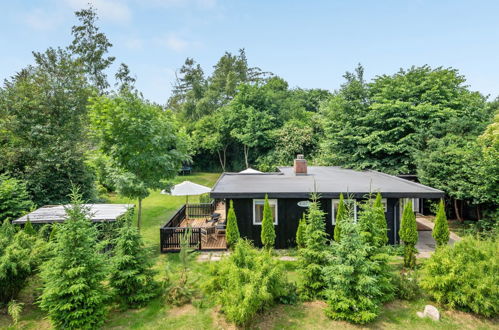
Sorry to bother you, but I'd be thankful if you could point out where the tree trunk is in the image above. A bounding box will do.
[476,205,481,220]
[217,150,225,172]
[217,146,228,172]
[453,198,463,222]
[137,198,142,231]
[243,145,249,168]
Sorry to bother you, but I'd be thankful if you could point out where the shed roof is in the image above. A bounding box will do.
[210,166,444,199]
[12,204,134,224]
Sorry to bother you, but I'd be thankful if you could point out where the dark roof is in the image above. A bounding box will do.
[12,204,134,224]
[210,166,444,199]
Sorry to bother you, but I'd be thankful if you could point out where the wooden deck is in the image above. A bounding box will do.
[179,201,226,228]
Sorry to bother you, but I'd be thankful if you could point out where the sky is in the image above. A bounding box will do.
[1,0,499,104]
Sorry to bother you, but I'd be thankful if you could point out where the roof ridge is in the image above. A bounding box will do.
[367,169,444,193]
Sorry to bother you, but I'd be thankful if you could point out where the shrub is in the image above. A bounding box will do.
[23,219,36,236]
[204,239,290,326]
[109,218,158,309]
[399,201,418,268]
[260,194,276,249]
[333,193,346,242]
[323,221,384,324]
[393,270,420,300]
[39,190,108,329]
[298,195,329,300]
[420,236,499,317]
[432,199,449,248]
[295,213,306,248]
[225,200,240,248]
[0,174,34,222]
[7,300,24,325]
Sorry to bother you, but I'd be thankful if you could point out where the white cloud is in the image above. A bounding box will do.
[63,0,132,23]
[139,0,217,9]
[24,8,63,30]
[124,37,144,50]
[156,33,191,52]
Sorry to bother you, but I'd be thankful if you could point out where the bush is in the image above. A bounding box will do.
[298,196,329,300]
[109,218,158,309]
[7,300,24,325]
[204,239,291,326]
[333,193,346,242]
[261,194,276,249]
[393,270,420,300]
[420,236,499,317]
[399,201,418,268]
[39,190,108,329]
[323,222,384,324]
[295,213,306,248]
[225,200,240,248]
[0,174,34,222]
[432,199,449,248]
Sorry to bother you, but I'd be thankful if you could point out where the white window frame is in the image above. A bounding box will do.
[253,199,278,225]
[381,198,388,212]
[400,198,417,215]
[332,199,357,225]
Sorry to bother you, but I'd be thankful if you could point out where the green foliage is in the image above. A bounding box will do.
[225,200,240,248]
[0,230,42,304]
[432,199,450,248]
[0,175,34,222]
[322,221,384,324]
[399,201,418,268]
[260,194,276,249]
[420,237,499,317]
[39,190,108,329]
[358,194,388,249]
[373,192,389,245]
[109,218,158,309]
[204,239,291,326]
[393,270,421,301]
[333,193,346,242]
[298,195,329,300]
[7,300,24,325]
[23,218,36,236]
[89,91,189,228]
[295,213,306,248]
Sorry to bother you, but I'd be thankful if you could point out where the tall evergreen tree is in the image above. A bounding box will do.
[296,213,307,248]
[373,192,388,245]
[23,218,36,236]
[298,195,329,300]
[225,200,240,248]
[432,199,450,248]
[260,194,276,249]
[333,193,346,242]
[39,190,108,329]
[399,201,418,268]
[109,217,158,309]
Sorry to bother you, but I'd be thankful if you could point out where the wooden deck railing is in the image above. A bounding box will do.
[160,201,223,252]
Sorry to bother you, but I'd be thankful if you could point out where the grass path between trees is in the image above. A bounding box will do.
[0,172,497,329]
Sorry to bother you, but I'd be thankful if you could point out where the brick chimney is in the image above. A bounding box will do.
[294,154,307,175]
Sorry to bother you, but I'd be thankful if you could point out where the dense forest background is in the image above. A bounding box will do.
[0,7,497,222]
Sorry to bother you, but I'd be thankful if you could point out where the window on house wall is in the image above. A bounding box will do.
[381,198,388,212]
[332,199,357,224]
[253,199,278,225]
[400,198,418,215]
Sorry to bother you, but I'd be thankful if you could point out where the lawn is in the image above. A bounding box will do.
[0,172,497,329]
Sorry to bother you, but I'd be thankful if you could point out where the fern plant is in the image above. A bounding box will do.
[7,300,24,325]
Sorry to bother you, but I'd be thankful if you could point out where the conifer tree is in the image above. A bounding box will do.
[39,190,108,329]
[109,217,158,308]
[333,193,346,241]
[399,201,418,268]
[260,194,276,249]
[23,218,36,236]
[296,213,307,248]
[225,200,240,248]
[432,199,449,248]
[298,195,329,299]
[323,221,383,324]
[374,192,388,245]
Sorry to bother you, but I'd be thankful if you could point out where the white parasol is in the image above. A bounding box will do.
[163,181,212,219]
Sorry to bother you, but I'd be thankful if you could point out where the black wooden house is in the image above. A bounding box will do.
[209,155,444,248]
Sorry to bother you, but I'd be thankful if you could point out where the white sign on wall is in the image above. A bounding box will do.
[297,201,310,208]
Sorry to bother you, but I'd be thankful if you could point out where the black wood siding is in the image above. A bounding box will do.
[229,197,400,248]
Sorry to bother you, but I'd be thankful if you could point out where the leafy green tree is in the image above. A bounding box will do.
[0,174,33,222]
[373,193,388,245]
[225,200,240,248]
[89,91,189,230]
[260,195,276,249]
[296,213,307,248]
[69,6,115,92]
[298,195,329,299]
[432,199,449,248]
[333,193,346,242]
[323,221,384,324]
[39,190,108,329]
[399,201,418,268]
[109,218,158,309]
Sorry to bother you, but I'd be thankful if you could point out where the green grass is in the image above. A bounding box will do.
[1,172,498,329]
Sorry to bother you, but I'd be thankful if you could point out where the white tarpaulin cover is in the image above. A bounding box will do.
[165,181,211,196]
[239,168,262,174]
